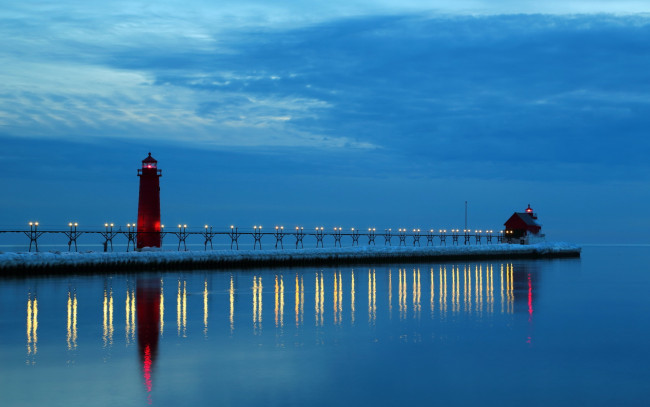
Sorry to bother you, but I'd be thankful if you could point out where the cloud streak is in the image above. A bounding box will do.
[1,4,650,181]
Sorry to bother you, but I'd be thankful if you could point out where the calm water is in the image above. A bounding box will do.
[1,246,649,406]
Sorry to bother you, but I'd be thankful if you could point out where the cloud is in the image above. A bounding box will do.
[1,5,650,181]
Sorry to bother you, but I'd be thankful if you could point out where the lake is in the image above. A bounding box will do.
[1,245,648,406]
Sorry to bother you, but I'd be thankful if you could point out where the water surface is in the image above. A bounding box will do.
[1,246,648,406]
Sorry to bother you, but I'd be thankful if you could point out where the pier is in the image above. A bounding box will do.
[0,242,580,274]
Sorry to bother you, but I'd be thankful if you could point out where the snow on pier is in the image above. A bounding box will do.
[0,242,580,274]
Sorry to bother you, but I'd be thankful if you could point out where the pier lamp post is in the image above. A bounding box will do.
[451,229,460,245]
[274,226,285,249]
[486,230,493,244]
[333,227,342,248]
[294,226,305,249]
[229,225,241,250]
[498,230,504,243]
[412,228,421,246]
[176,224,188,251]
[475,230,482,245]
[426,229,435,246]
[160,224,166,246]
[463,229,471,245]
[398,228,407,246]
[125,223,137,252]
[102,223,116,252]
[203,225,215,251]
[315,227,324,248]
[384,228,392,246]
[65,222,81,252]
[351,227,360,246]
[253,225,263,250]
[26,222,43,252]
[368,228,376,245]
[439,229,447,246]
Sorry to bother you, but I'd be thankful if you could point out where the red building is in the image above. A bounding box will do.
[137,153,162,249]
[504,204,542,243]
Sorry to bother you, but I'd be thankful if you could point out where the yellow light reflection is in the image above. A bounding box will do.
[442,266,447,314]
[430,268,434,317]
[368,269,376,325]
[414,268,421,318]
[182,280,187,337]
[67,289,78,350]
[126,287,135,345]
[229,275,235,333]
[488,265,494,313]
[203,279,208,337]
[274,274,285,329]
[176,280,181,337]
[368,270,371,323]
[295,274,304,328]
[451,266,456,312]
[300,275,304,326]
[463,265,468,312]
[108,289,114,347]
[280,275,284,328]
[474,265,479,314]
[27,293,38,360]
[176,280,187,337]
[275,275,279,328]
[253,276,263,333]
[103,289,108,348]
[508,264,515,314]
[334,271,340,325]
[455,266,460,313]
[397,269,404,321]
[467,264,472,312]
[351,270,355,325]
[479,264,484,313]
[68,291,72,349]
[338,271,342,324]
[500,264,504,314]
[388,269,393,319]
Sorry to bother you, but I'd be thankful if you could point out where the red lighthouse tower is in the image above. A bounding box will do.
[137,153,162,249]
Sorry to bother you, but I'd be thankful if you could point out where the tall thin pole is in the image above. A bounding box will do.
[464,201,468,230]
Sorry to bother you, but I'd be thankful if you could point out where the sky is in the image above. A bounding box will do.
[1,1,650,244]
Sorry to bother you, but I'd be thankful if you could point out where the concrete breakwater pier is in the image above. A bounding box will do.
[0,242,580,274]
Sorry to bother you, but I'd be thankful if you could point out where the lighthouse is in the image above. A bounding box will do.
[137,153,162,249]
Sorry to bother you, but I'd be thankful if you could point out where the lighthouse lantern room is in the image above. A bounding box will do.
[137,153,162,249]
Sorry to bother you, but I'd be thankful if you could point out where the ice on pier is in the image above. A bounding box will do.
[0,242,581,272]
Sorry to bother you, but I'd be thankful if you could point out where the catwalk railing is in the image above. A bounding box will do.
[1,224,518,252]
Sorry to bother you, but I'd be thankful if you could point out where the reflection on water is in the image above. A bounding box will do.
[176,280,187,337]
[274,275,284,328]
[253,276,262,333]
[67,289,77,351]
[102,286,114,348]
[17,262,537,369]
[137,279,161,405]
[295,274,304,327]
[10,250,650,407]
[203,279,208,337]
[26,292,37,363]
[229,275,235,333]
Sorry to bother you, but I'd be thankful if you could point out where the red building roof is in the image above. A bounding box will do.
[504,207,541,235]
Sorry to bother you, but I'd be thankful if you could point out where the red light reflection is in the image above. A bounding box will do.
[137,279,160,404]
[527,273,533,320]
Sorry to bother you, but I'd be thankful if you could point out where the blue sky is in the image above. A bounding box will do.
[1,1,649,243]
